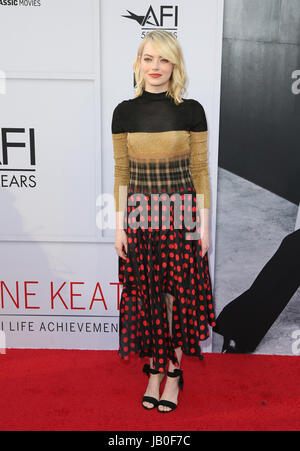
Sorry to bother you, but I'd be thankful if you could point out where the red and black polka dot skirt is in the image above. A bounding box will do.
[118,185,216,373]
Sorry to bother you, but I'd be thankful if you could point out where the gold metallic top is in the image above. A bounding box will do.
[112,129,210,212]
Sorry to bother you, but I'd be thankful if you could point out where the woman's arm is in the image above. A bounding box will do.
[189,100,211,255]
[111,102,130,231]
[111,102,130,259]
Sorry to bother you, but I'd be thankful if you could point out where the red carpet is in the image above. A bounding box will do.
[0,349,299,431]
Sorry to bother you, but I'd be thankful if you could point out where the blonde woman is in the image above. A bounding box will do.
[112,30,216,413]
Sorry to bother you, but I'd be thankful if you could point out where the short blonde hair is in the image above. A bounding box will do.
[133,31,187,105]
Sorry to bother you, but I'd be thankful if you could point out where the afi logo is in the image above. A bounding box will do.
[0,128,36,167]
[123,5,178,29]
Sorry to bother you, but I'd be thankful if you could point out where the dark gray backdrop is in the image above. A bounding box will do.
[212,0,300,355]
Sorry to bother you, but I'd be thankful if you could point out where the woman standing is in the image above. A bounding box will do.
[112,30,216,413]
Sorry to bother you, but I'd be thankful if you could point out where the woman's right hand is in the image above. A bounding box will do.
[114,229,128,260]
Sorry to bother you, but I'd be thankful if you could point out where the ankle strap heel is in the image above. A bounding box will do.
[142,362,162,377]
[166,368,184,391]
[157,368,184,413]
[141,363,164,411]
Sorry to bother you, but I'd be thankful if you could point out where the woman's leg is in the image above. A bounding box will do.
[164,292,183,369]
[158,292,183,412]
[142,292,169,408]
[142,358,165,408]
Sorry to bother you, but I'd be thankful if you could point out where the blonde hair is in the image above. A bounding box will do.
[132,31,187,105]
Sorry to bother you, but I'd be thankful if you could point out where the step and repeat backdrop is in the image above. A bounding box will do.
[0,0,223,352]
[1,0,298,357]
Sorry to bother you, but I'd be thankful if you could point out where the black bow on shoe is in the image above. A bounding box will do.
[142,363,151,377]
[168,368,184,391]
[142,363,161,376]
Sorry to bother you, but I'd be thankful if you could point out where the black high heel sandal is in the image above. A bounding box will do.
[142,363,165,410]
[157,367,184,413]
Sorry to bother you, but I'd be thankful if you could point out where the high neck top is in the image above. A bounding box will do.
[111,92,210,212]
[141,89,168,100]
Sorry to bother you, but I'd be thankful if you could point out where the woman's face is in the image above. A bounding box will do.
[140,42,174,92]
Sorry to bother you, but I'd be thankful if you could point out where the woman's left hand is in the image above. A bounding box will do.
[200,228,210,257]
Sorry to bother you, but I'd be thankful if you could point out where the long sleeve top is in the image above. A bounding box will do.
[111,89,211,213]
